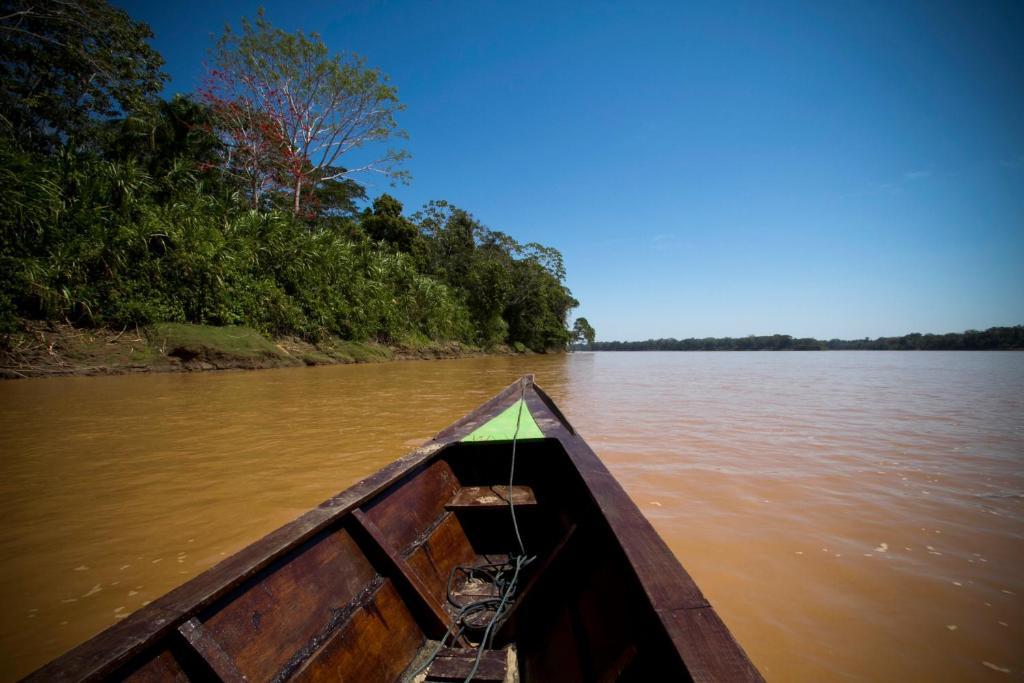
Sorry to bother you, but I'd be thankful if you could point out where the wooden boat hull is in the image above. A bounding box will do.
[25,376,763,682]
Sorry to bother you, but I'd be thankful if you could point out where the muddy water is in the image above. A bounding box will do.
[0,352,1022,680]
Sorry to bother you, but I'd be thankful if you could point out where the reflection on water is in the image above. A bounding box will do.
[1,352,1022,680]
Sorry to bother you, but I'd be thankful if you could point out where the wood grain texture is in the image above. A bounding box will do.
[119,648,189,683]
[177,618,246,682]
[446,485,537,509]
[424,647,508,682]
[198,527,376,680]
[661,607,766,683]
[404,512,478,607]
[362,459,460,553]
[519,600,585,683]
[25,381,516,681]
[493,524,577,644]
[288,579,423,683]
[22,605,182,683]
[350,508,455,641]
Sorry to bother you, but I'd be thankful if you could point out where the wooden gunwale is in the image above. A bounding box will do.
[26,374,763,682]
[524,382,763,681]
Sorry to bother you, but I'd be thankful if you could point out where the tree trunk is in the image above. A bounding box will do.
[292,178,302,215]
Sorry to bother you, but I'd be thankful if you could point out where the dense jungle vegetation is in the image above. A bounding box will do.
[585,326,1024,351]
[0,2,579,351]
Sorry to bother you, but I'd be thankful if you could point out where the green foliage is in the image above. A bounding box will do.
[591,335,830,351]
[102,96,224,185]
[0,0,167,152]
[314,177,367,218]
[410,201,576,350]
[361,194,419,252]
[318,339,393,363]
[502,257,577,351]
[204,10,408,214]
[589,328,1024,351]
[149,323,285,360]
[572,318,596,347]
[0,3,579,351]
[823,327,1024,350]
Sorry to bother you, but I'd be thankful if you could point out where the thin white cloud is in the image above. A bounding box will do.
[903,169,932,181]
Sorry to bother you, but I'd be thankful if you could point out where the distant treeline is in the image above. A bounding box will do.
[582,326,1024,351]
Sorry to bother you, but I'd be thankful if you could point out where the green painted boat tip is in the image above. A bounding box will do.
[461,398,545,442]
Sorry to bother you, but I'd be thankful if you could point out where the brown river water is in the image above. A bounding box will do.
[1,352,1022,681]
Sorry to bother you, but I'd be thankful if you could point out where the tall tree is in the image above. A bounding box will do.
[413,200,478,285]
[202,11,408,215]
[572,317,596,347]
[197,82,286,208]
[0,0,166,152]
[101,96,222,180]
[361,194,418,251]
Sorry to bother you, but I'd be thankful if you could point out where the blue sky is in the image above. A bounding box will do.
[118,0,1023,341]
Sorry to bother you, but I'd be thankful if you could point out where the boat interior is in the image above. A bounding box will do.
[113,437,689,682]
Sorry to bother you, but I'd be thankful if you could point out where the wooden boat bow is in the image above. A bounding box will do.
[25,375,763,682]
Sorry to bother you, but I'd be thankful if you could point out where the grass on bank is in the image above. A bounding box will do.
[149,323,285,362]
[0,321,529,378]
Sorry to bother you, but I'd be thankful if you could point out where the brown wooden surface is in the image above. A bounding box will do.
[198,527,376,680]
[23,605,183,683]
[26,382,522,681]
[350,508,458,643]
[120,648,189,683]
[176,619,245,682]
[362,459,460,553]
[493,524,576,643]
[425,647,509,682]
[519,600,585,683]
[404,512,478,607]
[446,485,537,509]
[661,607,766,682]
[288,579,423,683]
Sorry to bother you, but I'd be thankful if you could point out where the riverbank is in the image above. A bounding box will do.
[0,321,528,379]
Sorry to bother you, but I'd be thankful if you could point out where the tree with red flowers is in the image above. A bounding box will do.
[200,11,408,214]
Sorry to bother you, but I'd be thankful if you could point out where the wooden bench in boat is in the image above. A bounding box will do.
[446,485,538,510]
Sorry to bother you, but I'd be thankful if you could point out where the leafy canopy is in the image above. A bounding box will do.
[201,10,408,214]
[0,0,166,152]
[573,317,596,346]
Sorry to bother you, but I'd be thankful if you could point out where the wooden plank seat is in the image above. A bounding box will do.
[446,485,537,510]
[423,646,513,682]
